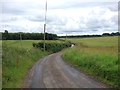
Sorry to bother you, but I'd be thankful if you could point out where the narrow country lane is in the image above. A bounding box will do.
[23,52,107,88]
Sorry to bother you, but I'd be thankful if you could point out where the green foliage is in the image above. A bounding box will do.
[2,44,48,88]
[2,31,58,40]
[33,41,71,53]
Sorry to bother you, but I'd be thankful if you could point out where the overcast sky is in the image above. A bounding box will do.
[0,0,119,36]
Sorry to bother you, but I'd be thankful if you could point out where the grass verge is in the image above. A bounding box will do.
[2,44,48,88]
[62,36,119,88]
[62,47,119,88]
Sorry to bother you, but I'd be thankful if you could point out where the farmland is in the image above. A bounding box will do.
[2,36,119,88]
[2,40,66,49]
[62,36,119,88]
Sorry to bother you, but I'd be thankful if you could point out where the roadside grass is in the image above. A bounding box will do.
[62,36,119,88]
[2,41,48,88]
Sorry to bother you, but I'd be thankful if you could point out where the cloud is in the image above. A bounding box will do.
[0,0,118,36]
[2,2,26,15]
[27,15,45,22]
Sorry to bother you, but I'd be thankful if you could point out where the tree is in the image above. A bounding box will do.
[102,33,111,36]
[3,30,9,40]
[2,31,58,40]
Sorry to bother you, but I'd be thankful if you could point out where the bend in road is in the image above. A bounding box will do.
[23,52,108,88]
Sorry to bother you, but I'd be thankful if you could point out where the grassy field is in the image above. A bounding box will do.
[65,36,118,47]
[2,40,65,49]
[62,36,119,88]
[2,40,42,49]
[2,40,49,88]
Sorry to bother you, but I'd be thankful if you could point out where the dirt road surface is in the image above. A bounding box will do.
[23,52,107,88]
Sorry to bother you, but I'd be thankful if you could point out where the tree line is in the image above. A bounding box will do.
[2,30,58,40]
[59,32,120,38]
[1,30,120,40]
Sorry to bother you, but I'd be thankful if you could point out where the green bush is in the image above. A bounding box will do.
[33,41,71,53]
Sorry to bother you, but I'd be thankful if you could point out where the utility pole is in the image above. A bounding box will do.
[65,34,67,41]
[43,0,47,51]
[20,33,22,48]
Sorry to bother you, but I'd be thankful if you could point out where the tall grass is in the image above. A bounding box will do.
[2,43,48,88]
[62,36,119,88]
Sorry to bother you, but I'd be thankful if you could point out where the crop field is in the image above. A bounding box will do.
[65,36,118,47]
[63,36,119,88]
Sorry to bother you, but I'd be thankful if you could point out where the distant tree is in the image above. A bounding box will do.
[111,32,120,36]
[5,30,8,34]
[115,32,120,36]
[111,32,115,36]
[3,30,9,40]
[102,33,111,36]
[2,31,58,40]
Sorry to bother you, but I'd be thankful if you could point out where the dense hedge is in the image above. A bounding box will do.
[33,41,71,53]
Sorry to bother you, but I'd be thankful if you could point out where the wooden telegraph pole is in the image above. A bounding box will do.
[20,33,22,48]
[65,34,67,41]
[44,0,47,51]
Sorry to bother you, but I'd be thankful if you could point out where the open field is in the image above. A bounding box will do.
[2,40,65,49]
[62,36,119,88]
[65,36,118,47]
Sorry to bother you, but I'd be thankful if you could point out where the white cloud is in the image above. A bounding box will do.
[0,0,118,36]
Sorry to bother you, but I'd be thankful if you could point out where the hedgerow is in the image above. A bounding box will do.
[33,41,71,53]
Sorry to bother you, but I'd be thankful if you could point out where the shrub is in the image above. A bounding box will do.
[33,41,71,53]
